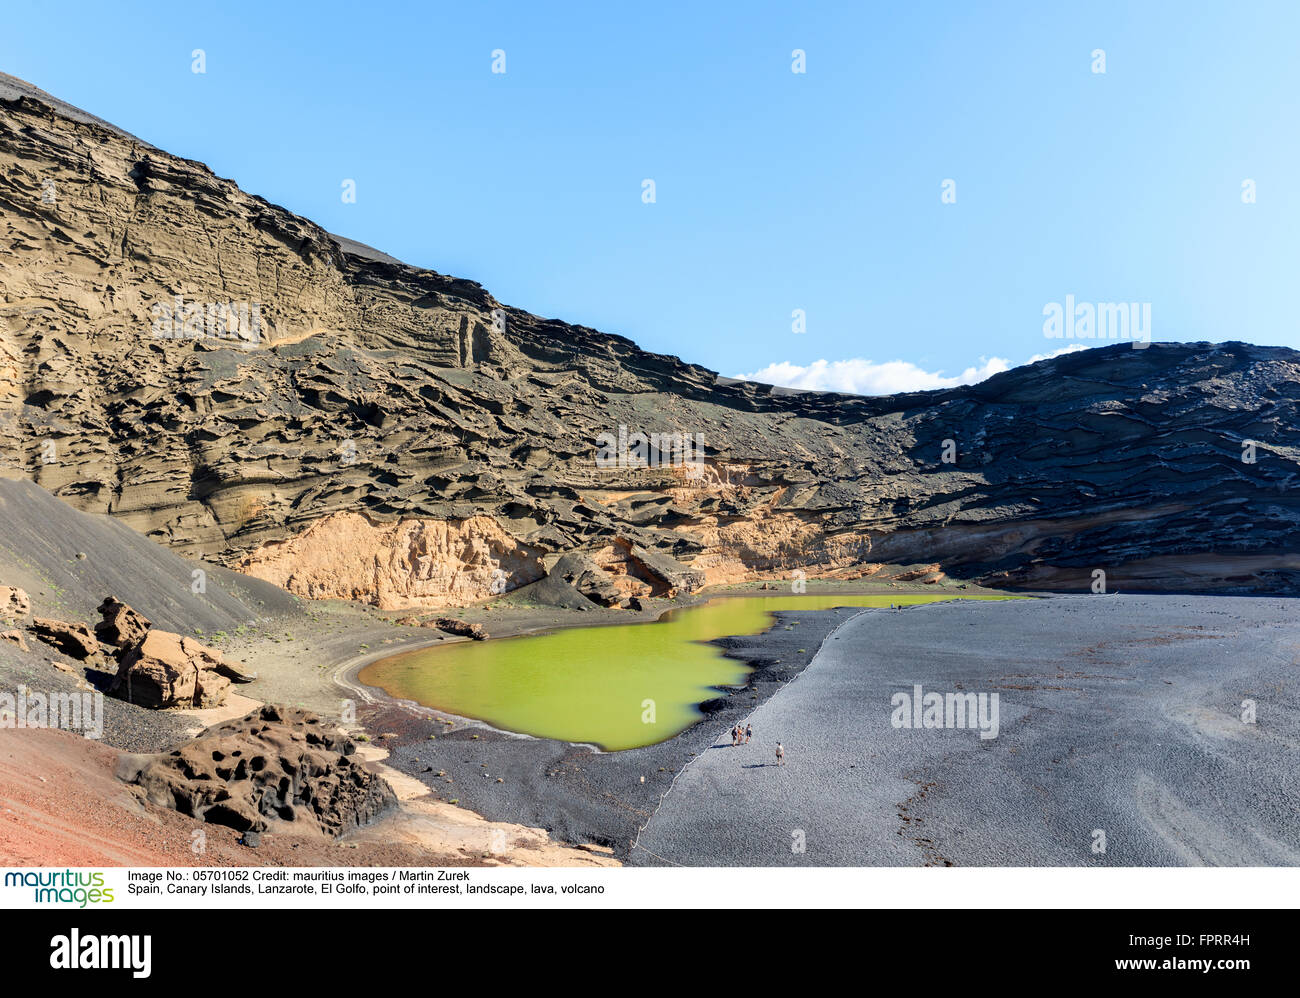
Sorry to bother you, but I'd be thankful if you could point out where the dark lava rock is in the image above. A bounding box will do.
[550,551,623,607]
[434,617,489,640]
[119,705,396,836]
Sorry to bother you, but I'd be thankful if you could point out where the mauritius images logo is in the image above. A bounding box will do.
[1043,295,1150,348]
[5,870,114,906]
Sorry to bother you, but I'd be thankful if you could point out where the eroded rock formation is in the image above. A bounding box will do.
[29,618,99,660]
[119,705,396,835]
[94,596,151,652]
[2,72,1299,602]
[550,551,624,607]
[110,628,251,709]
[0,586,29,619]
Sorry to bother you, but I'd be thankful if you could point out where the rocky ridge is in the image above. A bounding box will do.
[2,73,1298,604]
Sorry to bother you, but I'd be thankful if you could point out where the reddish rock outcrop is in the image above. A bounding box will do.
[110,630,252,709]
[94,596,152,652]
[29,618,99,660]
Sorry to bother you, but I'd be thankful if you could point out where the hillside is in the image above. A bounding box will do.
[2,72,1298,604]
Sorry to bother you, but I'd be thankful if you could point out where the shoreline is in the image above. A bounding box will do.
[0,566,1007,865]
[348,586,1020,858]
[628,601,874,859]
[334,582,1020,751]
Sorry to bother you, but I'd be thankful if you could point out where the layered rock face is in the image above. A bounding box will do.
[2,73,1299,601]
[234,512,546,609]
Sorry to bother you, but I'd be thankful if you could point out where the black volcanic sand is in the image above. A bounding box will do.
[359,605,872,856]
[633,594,1300,866]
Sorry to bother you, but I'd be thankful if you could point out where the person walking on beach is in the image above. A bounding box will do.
[745,723,753,744]
[775,742,785,766]
[731,724,739,747]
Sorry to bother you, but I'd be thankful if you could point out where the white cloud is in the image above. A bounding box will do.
[735,356,1011,395]
[1026,344,1090,364]
[735,345,1094,396]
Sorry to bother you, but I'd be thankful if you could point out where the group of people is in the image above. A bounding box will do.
[729,723,786,766]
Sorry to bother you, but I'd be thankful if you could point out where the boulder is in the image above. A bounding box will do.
[110,629,250,708]
[618,540,707,596]
[549,551,622,607]
[29,617,99,660]
[434,617,489,640]
[0,629,29,652]
[0,587,30,619]
[118,705,397,836]
[94,596,152,651]
[893,564,946,584]
[174,633,255,684]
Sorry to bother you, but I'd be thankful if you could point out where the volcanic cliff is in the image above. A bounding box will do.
[2,72,1298,606]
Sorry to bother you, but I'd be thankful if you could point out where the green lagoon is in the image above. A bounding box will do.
[359,593,1015,750]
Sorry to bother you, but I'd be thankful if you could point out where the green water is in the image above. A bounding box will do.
[359,594,1014,751]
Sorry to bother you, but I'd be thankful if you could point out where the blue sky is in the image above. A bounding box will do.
[4,1,1297,392]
